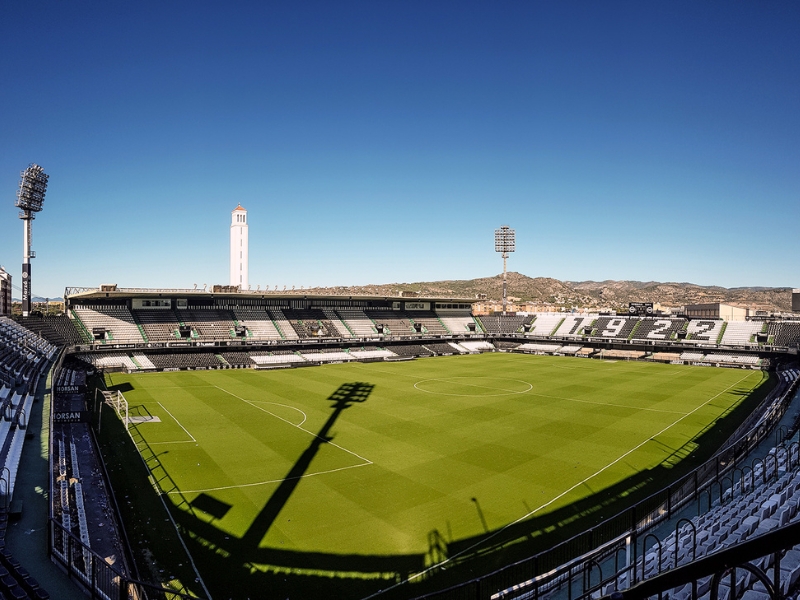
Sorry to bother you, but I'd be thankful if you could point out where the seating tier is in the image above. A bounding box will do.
[73,306,145,343]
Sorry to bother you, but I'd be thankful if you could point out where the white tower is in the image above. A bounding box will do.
[230,204,249,289]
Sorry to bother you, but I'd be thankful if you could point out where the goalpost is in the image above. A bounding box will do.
[100,389,128,430]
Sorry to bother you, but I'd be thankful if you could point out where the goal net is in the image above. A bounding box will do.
[101,389,128,429]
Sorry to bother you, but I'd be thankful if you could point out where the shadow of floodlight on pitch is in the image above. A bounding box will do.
[240,382,374,549]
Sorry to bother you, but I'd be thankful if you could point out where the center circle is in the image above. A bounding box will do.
[414,377,533,397]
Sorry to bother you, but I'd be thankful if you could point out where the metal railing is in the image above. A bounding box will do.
[603,520,800,600]
[49,519,198,600]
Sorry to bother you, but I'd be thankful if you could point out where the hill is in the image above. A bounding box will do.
[11,296,64,302]
[302,273,793,312]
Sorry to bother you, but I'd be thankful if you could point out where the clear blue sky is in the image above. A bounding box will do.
[1,1,798,298]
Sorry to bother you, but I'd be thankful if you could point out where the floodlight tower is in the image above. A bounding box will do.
[494,225,515,315]
[15,164,49,317]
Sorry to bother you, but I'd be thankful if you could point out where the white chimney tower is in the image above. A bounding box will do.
[230,204,249,289]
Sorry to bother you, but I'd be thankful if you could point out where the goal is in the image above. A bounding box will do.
[101,389,128,429]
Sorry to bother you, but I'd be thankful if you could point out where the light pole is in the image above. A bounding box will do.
[15,164,49,317]
[494,225,515,316]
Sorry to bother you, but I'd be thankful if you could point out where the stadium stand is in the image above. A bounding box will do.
[131,352,155,370]
[651,351,682,362]
[175,308,237,340]
[439,315,480,334]
[145,352,222,369]
[336,309,377,336]
[477,314,529,334]
[0,318,55,599]
[553,315,596,337]
[459,340,494,352]
[686,319,725,343]
[600,349,647,360]
[493,340,521,350]
[388,344,434,357]
[3,390,35,498]
[445,341,471,353]
[720,320,763,346]
[231,307,283,340]
[704,353,763,366]
[606,433,800,600]
[421,342,462,355]
[408,312,449,335]
[559,344,584,355]
[219,351,256,366]
[1,316,56,377]
[75,352,138,371]
[14,315,87,346]
[322,309,354,338]
[592,316,638,339]
[72,305,145,344]
[347,346,397,359]
[631,317,687,341]
[365,310,414,336]
[769,321,800,347]
[250,350,306,365]
[300,348,352,362]
[32,292,800,353]
[131,308,181,341]
[527,314,563,336]
[517,342,563,353]
[267,309,300,340]
[676,351,763,367]
[281,309,338,338]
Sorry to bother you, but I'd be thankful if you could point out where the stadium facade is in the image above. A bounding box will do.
[47,285,800,368]
[684,302,748,321]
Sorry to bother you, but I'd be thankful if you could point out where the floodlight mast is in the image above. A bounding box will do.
[15,164,48,317]
[494,225,515,315]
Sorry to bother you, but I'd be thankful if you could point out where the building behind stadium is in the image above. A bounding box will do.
[0,266,11,316]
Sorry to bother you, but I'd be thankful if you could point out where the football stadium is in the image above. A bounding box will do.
[3,255,800,599]
[3,6,800,600]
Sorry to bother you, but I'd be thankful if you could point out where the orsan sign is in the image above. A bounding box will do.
[53,411,91,423]
[55,384,86,395]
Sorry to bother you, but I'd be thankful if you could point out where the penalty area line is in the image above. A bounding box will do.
[170,462,372,494]
[213,385,374,466]
[147,402,197,445]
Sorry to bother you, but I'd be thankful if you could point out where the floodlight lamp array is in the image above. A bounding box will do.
[494,226,515,253]
[15,163,48,212]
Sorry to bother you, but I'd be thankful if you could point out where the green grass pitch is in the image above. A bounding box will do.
[103,353,768,596]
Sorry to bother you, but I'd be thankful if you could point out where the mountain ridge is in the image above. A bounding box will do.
[301,273,794,312]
